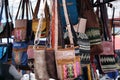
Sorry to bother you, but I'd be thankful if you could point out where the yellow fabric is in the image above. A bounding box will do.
[32,18,47,35]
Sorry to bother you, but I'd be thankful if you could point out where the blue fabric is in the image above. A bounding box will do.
[58,0,78,27]
[0,47,4,59]
[0,53,8,63]
[13,42,28,49]
[107,70,119,79]
[12,51,28,65]
[0,47,7,59]
[12,42,28,66]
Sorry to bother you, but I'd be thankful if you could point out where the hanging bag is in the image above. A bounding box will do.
[14,0,27,42]
[33,0,49,79]
[32,0,50,38]
[12,42,28,66]
[75,33,90,64]
[55,0,81,79]
[58,0,78,27]
[14,0,33,42]
[82,0,103,55]
[0,0,14,38]
[97,7,117,73]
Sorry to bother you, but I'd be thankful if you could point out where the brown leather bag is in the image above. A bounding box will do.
[45,48,58,79]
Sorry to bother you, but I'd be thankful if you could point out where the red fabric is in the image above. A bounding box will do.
[51,1,55,48]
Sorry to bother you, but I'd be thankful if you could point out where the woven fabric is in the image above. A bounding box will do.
[86,27,102,45]
[76,33,90,54]
[75,33,90,64]
[55,48,82,79]
[99,55,117,73]
[14,19,27,42]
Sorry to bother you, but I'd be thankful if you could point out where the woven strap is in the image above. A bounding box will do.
[34,0,47,45]
[62,0,74,46]
[54,0,58,50]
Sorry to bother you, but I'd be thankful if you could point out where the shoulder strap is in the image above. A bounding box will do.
[15,0,23,20]
[5,0,9,21]
[33,0,41,19]
[62,0,74,46]
[34,0,47,45]
[54,0,58,50]
[0,0,4,21]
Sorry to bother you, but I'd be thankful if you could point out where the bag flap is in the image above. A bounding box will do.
[55,48,75,60]
[100,41,114,55]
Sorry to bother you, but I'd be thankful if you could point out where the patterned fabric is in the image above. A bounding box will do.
[56,48,82,79]
[76,33,90,54]
[14,27,26,42]
[75,33,90,64]
[99,55,117,73]
[86,27,101,45]
[63,64,75,79]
